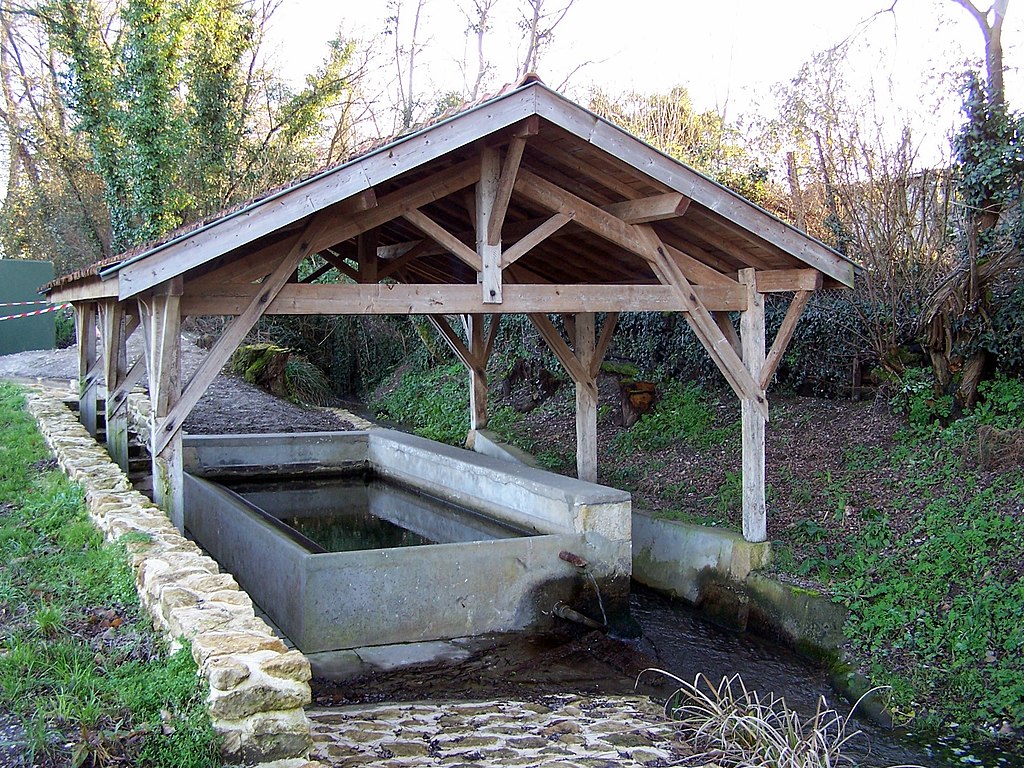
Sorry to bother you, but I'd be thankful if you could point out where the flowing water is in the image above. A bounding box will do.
[630,587,1017,768]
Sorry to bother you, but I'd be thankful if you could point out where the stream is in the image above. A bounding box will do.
[314,585,1018,768]
[630,586,1015,768]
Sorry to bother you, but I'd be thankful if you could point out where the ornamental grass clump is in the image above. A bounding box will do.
[644,670,921,768]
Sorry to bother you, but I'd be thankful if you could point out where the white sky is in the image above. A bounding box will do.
[264,0,1023,158]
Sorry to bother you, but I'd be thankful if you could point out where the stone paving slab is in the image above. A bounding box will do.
[308,695,693,767]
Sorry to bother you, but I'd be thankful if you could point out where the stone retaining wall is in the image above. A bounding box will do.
[24,388,320,768]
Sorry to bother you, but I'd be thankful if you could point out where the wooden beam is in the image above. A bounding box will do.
[500,213,573,268]
[154,217,329,455]
[321,250,361,282]
[477,147,503,302]
[138,280,183,530]
[739,268,767,543]
[98,300,129,470]
[663,242,738,288]
[640,225,767,419]
[181,282,746,316]
[514,169,651,262]
[754,269,823,293]
[74,302,99,437]
[358,227,380,283]
[377,239,432,280]
[402,208,483,272]
[601,193,690,224]
[713,312,742,359]
[48,279,117,303]
[487,136,527,244]
[466,314,490,430]
[427,315,474,369]
[482,313,501,363]
[591,312,619,379]
[761,290,812,389]
[528,313,595,396]
[301,262,335,284]
[575,312,598,483]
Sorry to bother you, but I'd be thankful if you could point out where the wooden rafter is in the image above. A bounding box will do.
[403,208,483,272]
[154,216,330,454]
[487,136,527,244]
[501,213,574,267]
[761,289,813,389]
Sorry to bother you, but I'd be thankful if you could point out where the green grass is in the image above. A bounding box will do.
[375,362,470,445]
[0,383,218,767]
[778,389,1024,733]
[612,381,737,454]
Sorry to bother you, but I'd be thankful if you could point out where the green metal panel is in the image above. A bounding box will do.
[0,260,57,355]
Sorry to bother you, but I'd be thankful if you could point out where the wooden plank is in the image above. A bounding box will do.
[685,218,775,271]
[575,312,598,483]
[116,86,538,298]
[501,213,573,268]
[739,268,767,543]
[533,89,855,286]
[477,147,503,302]
[528,313,592,390]
[402,209,483,272]
[301,262,335,284]
[754,269,823,293]
[761,289,812,389]
[527,137,644,199]
[154,218,327,455]
[181,282,746,316]
[482,313,501,363]
[590,312,619,379]
[487,136,527,244]
[49,278,118,303]
[602,193,690,224]
[74,302,99,436]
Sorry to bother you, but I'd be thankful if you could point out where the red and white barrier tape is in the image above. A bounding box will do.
[0,300,51,307]
[0,303,70,321]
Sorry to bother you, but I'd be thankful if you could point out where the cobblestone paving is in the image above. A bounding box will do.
[308,695,691,767]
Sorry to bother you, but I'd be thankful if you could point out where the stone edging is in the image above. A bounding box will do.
[23,388,322,768]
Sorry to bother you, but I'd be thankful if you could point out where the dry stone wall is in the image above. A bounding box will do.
[24,388,321,768]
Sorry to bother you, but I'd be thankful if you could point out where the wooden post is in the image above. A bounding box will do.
[575,313,598,483]
[74,302,99,436]
[358,227,379,283]
[739,269,767,543]
[477,147,502,303]
[466,314,489,430]
[139,282,184,531]
[98,300,130,470]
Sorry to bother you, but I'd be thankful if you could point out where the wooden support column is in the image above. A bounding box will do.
[465,314,493,430]
[528,313,610,483]
[477,147,502,303]
[98,300,130,470]
[739,269,767,543]
[427,314,500,435]
[575,313,598,483]
[74,302,99,436]
[139,281,184,531]
[358,227,379,283]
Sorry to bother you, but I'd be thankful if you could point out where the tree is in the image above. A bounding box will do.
[0,0,358,263]
[921,0,1022,407]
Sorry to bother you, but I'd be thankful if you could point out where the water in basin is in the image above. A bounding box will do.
[225,474,535,554]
